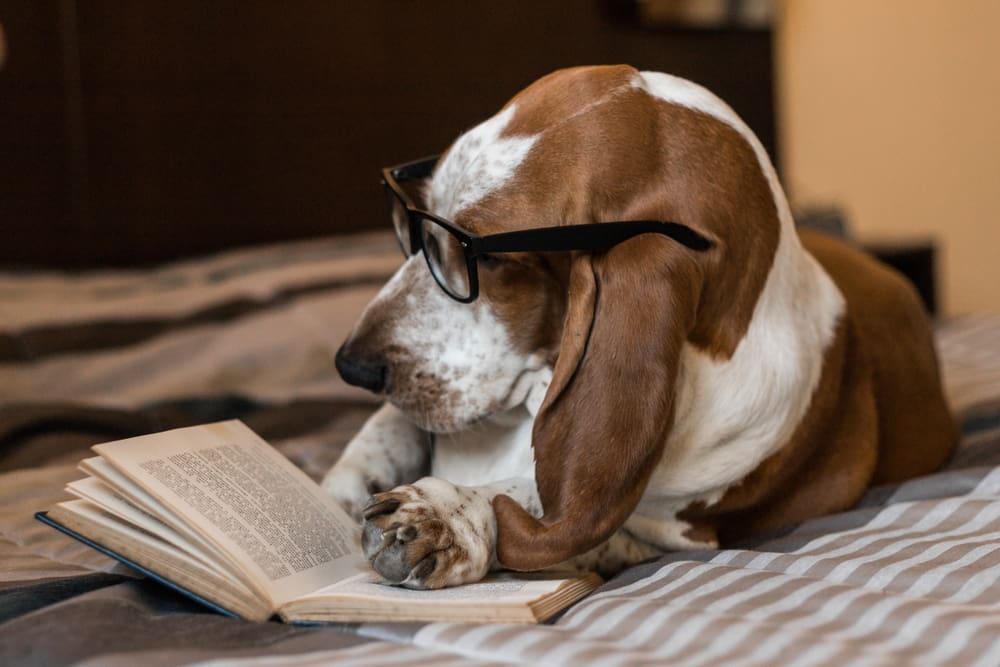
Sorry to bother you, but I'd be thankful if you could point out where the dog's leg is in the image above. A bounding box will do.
[360,477,667,588]
[566,530,666,576]
[321,403,429,521]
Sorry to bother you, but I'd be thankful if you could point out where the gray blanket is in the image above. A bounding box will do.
[3,232,1000,666]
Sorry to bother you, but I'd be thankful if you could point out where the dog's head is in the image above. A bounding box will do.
[337,65,785,569]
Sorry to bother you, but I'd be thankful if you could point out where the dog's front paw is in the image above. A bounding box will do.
[361,478,495,589]
[321,463,382,522]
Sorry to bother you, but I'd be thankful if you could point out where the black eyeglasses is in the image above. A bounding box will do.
[382,155,714,303]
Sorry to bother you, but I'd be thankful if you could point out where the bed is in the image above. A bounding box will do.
[3,231,1000,666]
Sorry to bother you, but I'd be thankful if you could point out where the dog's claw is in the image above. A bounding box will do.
[362,496,401,520]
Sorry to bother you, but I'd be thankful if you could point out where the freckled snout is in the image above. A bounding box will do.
[335,342,387,394]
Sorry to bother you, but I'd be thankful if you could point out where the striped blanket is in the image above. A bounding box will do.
[2,232,1000,667]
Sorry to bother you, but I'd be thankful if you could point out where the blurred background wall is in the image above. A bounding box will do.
[1,1,996,317]
[0,1,774,266]
[777,0,1000,316]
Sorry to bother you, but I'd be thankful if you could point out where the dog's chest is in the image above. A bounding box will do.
[430,410,536,487]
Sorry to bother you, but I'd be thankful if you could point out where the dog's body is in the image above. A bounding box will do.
[323,66,957,588]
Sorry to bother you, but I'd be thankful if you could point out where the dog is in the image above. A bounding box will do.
[322,65,957,589]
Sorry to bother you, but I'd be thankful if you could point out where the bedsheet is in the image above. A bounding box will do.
[3,232,1000,667]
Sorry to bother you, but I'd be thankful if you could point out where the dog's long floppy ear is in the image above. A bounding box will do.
[494,236,704,571]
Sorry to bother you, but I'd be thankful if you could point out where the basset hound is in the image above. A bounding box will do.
[322,65,957,589]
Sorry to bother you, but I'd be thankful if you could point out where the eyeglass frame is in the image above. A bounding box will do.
[382,155,715,303]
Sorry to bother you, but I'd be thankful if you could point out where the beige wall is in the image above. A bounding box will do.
[776,1,1000,316]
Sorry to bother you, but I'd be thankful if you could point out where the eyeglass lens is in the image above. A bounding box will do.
[419,217,472,300]
[386,187,413,255]
[384,181,472,301]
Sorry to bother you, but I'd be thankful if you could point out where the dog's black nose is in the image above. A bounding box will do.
[335,345,386,393]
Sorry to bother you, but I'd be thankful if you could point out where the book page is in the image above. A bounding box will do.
[77,455,273,597]
[311,571,581,605]
[77,460,233,564]
[66,476,229,575]
[49,500,270,621]
[92,420,363,606]
[278,570,602,624]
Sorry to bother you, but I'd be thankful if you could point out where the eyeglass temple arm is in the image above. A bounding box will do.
[472,221,714,255]
[389,156,440,182]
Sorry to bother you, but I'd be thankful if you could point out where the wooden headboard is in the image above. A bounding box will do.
[0,2,775,267]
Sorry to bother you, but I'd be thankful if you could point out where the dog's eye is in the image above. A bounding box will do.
[478,253,506,268]
[425,233,442,265]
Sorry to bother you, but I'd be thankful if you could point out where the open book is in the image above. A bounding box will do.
[37,420,601,623]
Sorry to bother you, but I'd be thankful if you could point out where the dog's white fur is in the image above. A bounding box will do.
[322,71,844,587]
[431,104,538,219]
